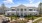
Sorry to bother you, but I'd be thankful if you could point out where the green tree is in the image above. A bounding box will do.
[38,3,42,16]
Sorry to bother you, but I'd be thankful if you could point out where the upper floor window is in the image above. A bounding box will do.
[24,9,26,11]
[21,9,23,11]
[29,9,33,11]
[34,9,35,11]
[17,9,19,11]
[12,9,15,11]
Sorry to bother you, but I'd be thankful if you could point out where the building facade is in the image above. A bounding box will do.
[5,4,39,16]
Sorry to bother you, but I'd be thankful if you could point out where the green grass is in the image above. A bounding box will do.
[32,16,40,20]
[5,15,42,23]
[24,15,33,20]
[5,15,41,21]
[8,16,19,20]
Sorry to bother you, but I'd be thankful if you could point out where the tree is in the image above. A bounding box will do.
[1,3,6,14]
[38,3,42,16]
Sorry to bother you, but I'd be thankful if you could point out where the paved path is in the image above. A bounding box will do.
[27,17,42,23]
[33,17,42,22]
[0,15,6,23]
[19,18,25,20]
[0,16,3,23]
[27,20,32,23]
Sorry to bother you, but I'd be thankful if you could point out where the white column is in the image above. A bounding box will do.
[27,8,28,15]
[19,8,21,16]
[23,8,24,16]
[5,12,7,15]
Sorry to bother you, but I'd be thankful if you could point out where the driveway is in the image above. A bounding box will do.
[0,15,6,23]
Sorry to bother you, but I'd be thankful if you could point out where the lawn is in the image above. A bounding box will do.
[32,16,40,20]
[5,15,41,20]
[6,16,30,23]
[8,16,32,21]
[7,16,19,20]
[24,16,32,20]
[5,15,41,23]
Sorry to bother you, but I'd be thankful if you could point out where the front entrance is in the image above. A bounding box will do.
[20,13,24,18]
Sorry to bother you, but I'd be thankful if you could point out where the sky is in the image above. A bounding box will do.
[0,0,42,8]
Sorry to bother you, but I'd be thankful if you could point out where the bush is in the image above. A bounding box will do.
[24,15,33,18]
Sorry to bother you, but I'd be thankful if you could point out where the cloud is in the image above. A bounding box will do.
[3,0,14,4]
[34,1,40,7]
[29,0,34,4]
[24,1,40,7]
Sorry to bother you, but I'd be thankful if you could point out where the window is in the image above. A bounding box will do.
[21,13,23,16]
[21,9,23,11]
[24,9,26,11]
[34,9,35,11]
[17,13,19,15]
[24,13,27,15]
[12,9,15,11]
[7,13,9,15]
[17,9,19,11]
[29,9,33,11]
[12,13,14,15]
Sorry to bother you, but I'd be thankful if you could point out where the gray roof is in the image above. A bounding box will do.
[17,4,26,7]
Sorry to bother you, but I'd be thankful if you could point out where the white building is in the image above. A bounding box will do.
[5,4,39,16]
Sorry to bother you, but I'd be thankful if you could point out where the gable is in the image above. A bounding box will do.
[17,4,26,8]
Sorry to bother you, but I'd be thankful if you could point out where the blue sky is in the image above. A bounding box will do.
[0,0,42,8]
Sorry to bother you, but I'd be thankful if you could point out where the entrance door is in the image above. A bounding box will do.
[20,13,23,18]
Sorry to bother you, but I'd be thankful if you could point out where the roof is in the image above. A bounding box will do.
[17,4,26,7]
[6,11,16,13]
[10,4,37,8]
